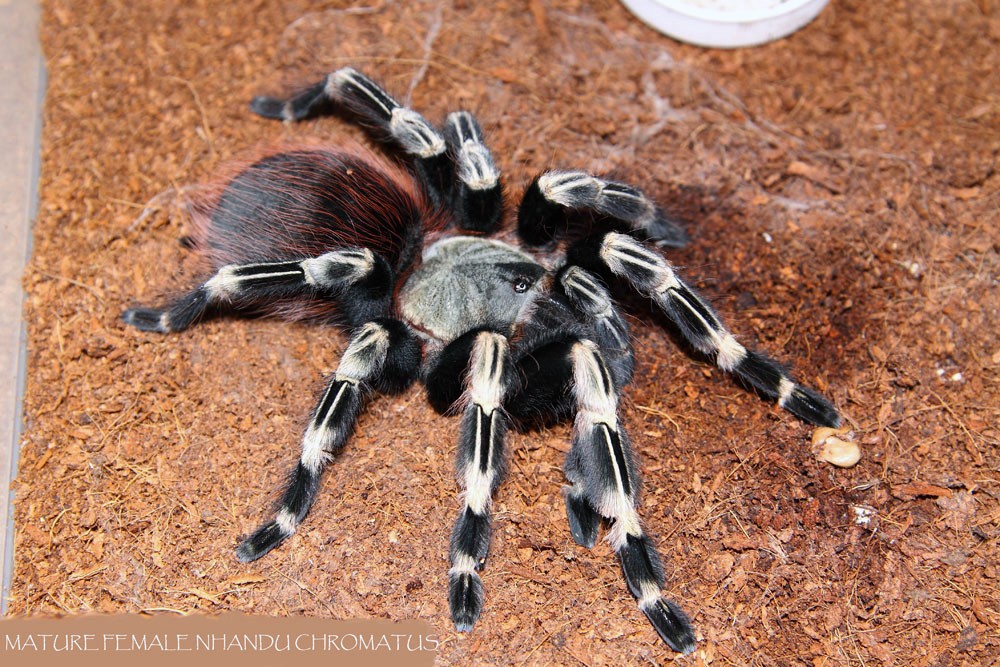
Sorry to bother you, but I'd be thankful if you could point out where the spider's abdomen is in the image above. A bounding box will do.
[191,146,434,273]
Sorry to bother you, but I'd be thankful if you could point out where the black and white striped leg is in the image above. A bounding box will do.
[578,231,840,427]
[236,319,420,562]
[250,67,451,207]
[564,340,696,654]
[558,265,634,386]
[517,170,688,248]
[121,248,392,333]
[442,111,502,233]
[447,331,510,631]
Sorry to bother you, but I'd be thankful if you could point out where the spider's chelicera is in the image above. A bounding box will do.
[122,67,840,654]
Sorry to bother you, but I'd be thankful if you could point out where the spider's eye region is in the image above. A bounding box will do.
[513,276,532,293]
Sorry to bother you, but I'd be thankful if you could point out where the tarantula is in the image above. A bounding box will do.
[122,67,840,654]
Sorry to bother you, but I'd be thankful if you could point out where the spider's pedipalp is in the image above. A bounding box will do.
[580,232,840,428]
[235,319,420,563]
[443,111,503,233]
[517,170,688,247]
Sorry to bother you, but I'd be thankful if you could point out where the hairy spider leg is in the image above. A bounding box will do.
[424,330,512,631]
[440,111,503,233]
[572,231,841,427]
[236,318,421,562]
[568,341,697,653]
[508,330,695,653]
[250,67,504,234]
[120,248,393,333]
[557,265,635,387]
[250,67,453,209]
[517,170,689,248]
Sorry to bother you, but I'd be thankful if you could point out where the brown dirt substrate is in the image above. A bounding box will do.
[10,1,999,665]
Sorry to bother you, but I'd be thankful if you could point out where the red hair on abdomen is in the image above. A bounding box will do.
[190,141,445,273]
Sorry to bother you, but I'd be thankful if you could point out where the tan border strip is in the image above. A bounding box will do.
[0,0,43,614]
[0,615,439,666]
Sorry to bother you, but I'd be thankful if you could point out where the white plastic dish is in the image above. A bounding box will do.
[619,0,830,49]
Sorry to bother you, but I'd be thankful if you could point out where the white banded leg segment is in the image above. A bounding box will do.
[560,266,631,360]
[599,233,841,427]
[445,112,499,192]
[565,341,638,542]
[536,170,679,226]
[204,261,309,299]
[621,527,697,654]
[121,250,386,334]
[235,322,393,563]
[600,234,738,359]
[442,111,503,233]
[449,332,510,632]
[329,67,451,205]
[251,67,451,202]
[328,68,446,159]
[517,171,687,246]
[123,258,309,333]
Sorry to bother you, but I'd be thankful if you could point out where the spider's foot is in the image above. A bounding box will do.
[640,596,697,655]
[564,487,600,548]
[235,519,293,563]
[250,81,328,122]
[646,209,689,248]
[730,349,841,428]
[618,533,697,654]
[121,307,169,333]
[782,383,841,428]
[249,95,285,120]
[448,571,484,632]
